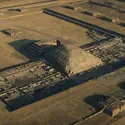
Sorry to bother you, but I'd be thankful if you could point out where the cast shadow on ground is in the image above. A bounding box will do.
[117,0,125,2]
[117,82,125,90]
[5,39,125,111]
[8,39,39,60]
[84,94,108,109]
[6,79,77,111]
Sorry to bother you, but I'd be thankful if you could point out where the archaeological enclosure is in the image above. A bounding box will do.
[0,0,125,125]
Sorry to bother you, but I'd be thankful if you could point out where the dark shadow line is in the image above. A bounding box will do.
[0,0,57,10]
[43,9,125,38]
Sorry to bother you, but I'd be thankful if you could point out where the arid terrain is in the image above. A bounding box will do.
[0,0,125,125]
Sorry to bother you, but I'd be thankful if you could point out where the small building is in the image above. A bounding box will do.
[73,6,82,11]
[110,18,120,23]
[8,8,28,13]
[100,89,125,117]
[16,8,28,12]
[63,5,82,11]
[83,10,101,17]
[98,15,120,23]
[2,28,22,36]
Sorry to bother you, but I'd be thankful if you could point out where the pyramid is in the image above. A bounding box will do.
[45,43,103,75]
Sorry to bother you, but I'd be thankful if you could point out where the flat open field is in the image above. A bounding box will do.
[0,0,125,125]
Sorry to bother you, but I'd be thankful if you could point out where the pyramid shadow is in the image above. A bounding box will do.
[8,39,39,59]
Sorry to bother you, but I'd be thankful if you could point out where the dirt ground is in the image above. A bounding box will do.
[110,117,125,125]
[50,6,125,35]
[82,2,125,20]
[1,66,125,125]
[0,0,125,125]
[0,6,93,69]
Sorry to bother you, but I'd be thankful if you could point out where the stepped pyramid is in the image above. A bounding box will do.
[45,43,103,75]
